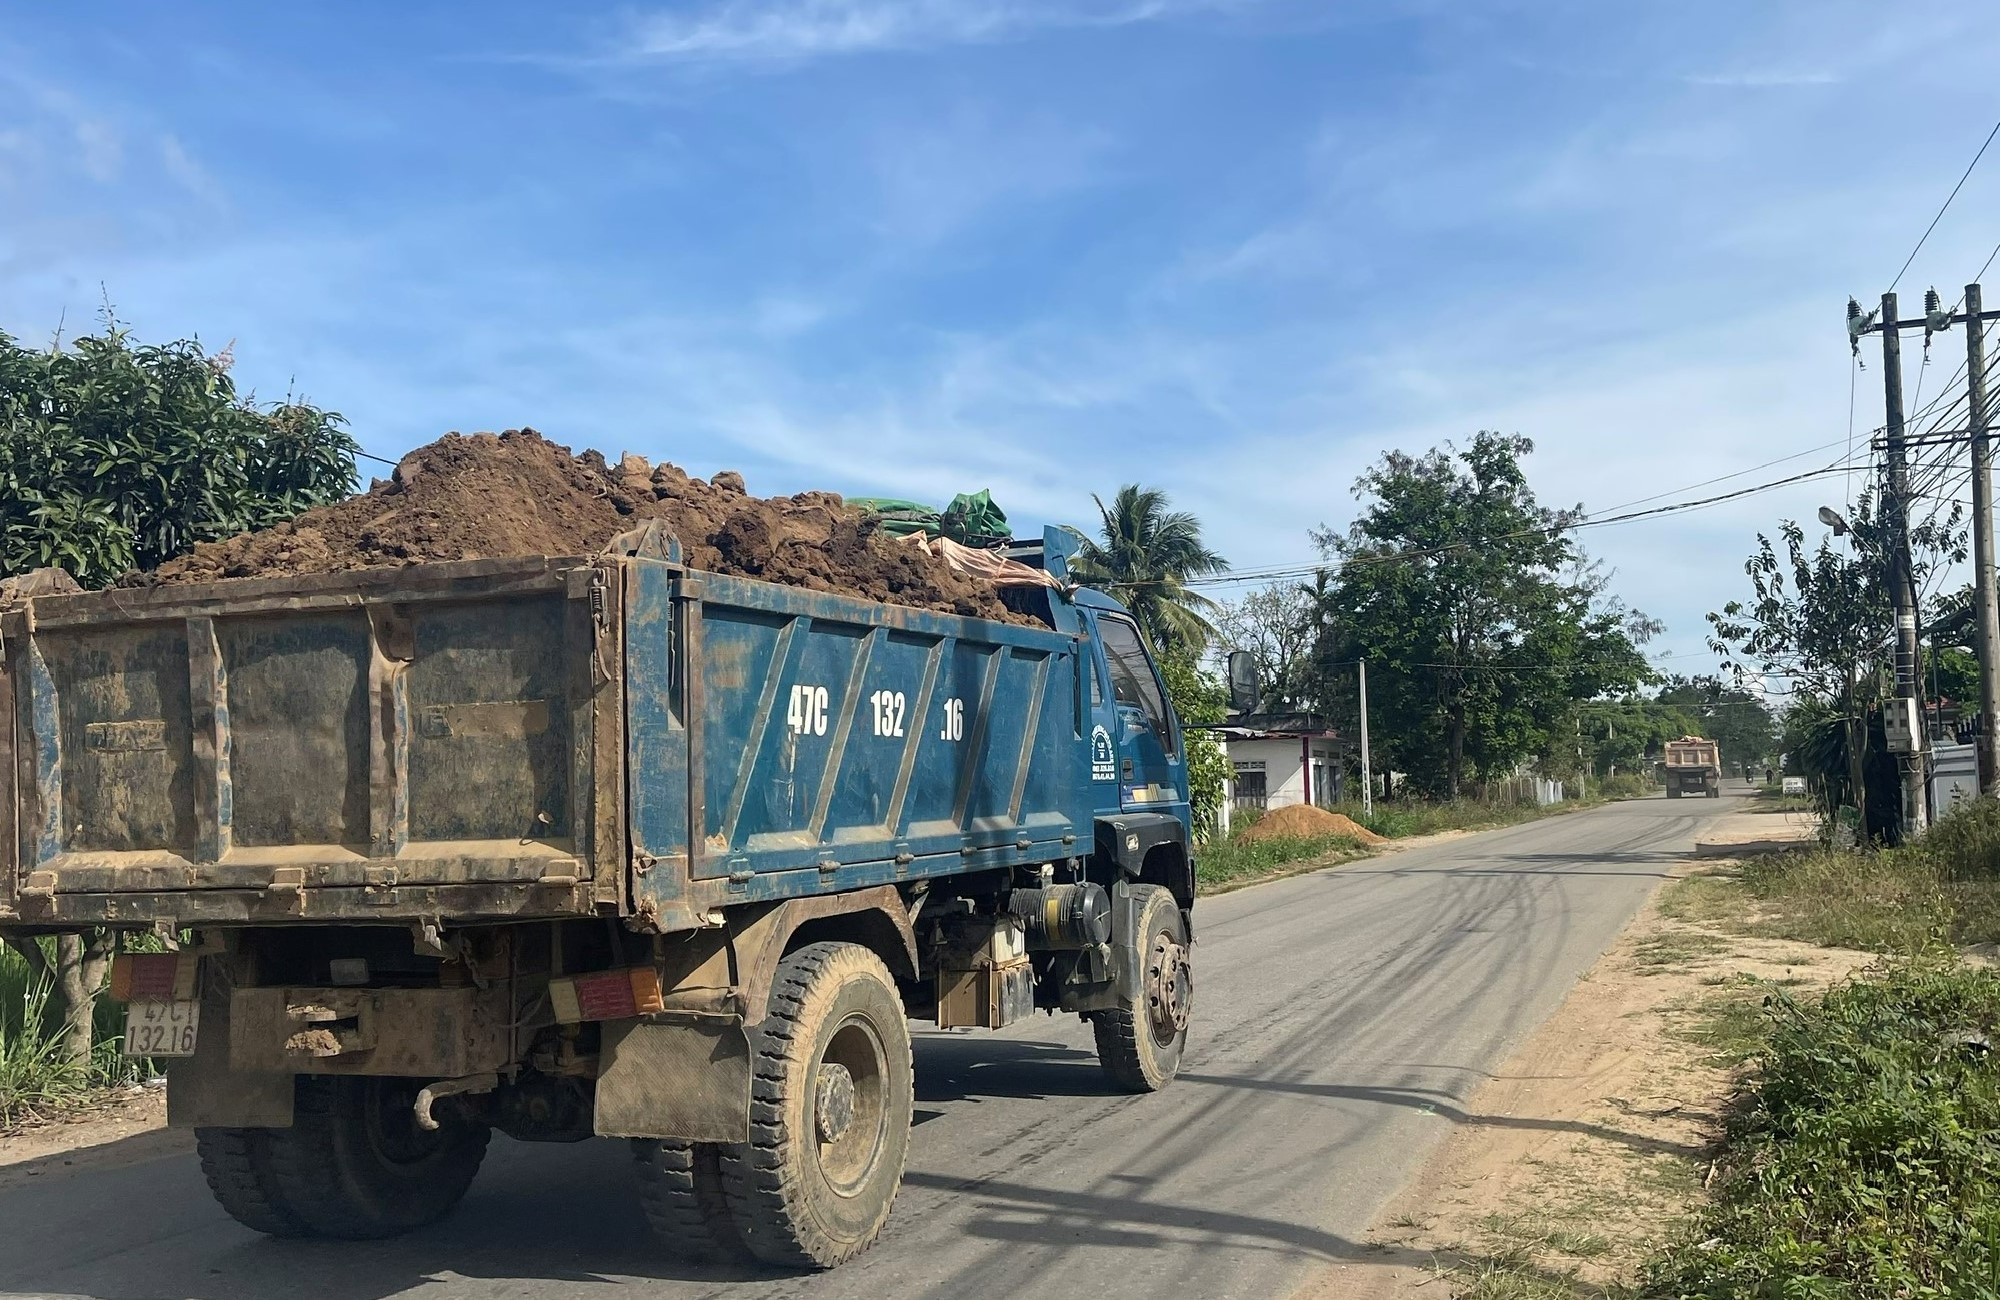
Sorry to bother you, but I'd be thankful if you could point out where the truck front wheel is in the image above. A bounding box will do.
[718,942,914,1270]
[220,1076,490,1240]
[1093,885,1192,1093]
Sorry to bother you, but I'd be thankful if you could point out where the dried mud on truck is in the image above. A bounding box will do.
[0,430,1212,1270]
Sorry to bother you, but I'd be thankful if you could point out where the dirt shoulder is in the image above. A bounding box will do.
[0,1086,184,1192]
[1293,847,1864,1299]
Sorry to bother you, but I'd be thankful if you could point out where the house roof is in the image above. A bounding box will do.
[1216,711,1341,740]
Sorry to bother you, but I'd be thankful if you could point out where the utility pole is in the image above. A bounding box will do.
[1867,291,1932,835]
[1966,282,2000,796]
[1358,658,1373,817]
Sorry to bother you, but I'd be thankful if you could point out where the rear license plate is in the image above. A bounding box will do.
[123,1000,200,1058]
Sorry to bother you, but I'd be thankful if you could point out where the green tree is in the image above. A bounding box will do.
[1155,650,1230,841]
[1655,674,1780,774]
[1583,695,1701,778]
[1312,432,1657,797]
[1073,485,1228,655]
[1,316,358,1065]
[1707,492,1961,836]
[1,320,357,589]
[1213,579,1322,711]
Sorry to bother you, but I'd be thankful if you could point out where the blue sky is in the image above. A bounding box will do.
[5,1,2000,677]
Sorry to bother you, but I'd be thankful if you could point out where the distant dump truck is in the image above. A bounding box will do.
[0,525,1222,1269]
[1662,736,1722,798]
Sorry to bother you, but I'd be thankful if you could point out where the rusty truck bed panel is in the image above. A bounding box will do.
[3,557,614,926]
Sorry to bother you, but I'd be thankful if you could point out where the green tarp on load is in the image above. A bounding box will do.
[852,490,1010,547]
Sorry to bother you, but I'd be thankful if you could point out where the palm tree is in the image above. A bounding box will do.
[1072,485,1229,654]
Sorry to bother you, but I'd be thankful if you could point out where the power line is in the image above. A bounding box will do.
[1593,435,1856,517]
[1177,456,1871,590]
[1888,117,2000,293]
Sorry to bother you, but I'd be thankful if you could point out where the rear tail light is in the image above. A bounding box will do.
[548,966,665,1024]
[108,952,199,1003]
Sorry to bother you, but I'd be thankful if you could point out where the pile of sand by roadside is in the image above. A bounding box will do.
[1237,803,1386,844]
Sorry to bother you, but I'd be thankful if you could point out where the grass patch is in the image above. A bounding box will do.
[1629,930,1729,973]
[1670,974,1786,1067]
[1662,798,2000,955]
[1446,1208,1637,1299]
[1345,796,1590,840]
[0,940,141,1129]
[1644,961,2000,1297]
[1194,832,1367,890]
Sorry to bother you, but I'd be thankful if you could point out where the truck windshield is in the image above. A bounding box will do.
[1098,617,1173,751]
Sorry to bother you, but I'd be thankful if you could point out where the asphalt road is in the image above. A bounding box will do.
[0,789,1748,1300]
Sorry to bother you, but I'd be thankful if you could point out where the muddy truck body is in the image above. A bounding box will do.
[1661,736,1722,798]
[0,528,1203,1268]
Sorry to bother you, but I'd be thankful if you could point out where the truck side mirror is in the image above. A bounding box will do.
[1226,650,1261,716]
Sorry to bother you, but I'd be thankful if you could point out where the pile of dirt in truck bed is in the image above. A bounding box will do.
[124,429,1027,622]
[1235,804,1386,845]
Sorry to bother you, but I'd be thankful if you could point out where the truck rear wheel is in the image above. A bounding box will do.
[718,942,913,1270]
[632,1140,751,1262]
[195,1127,311,1238]
[1093,885,1191,1093]
[254,1076,490,1239]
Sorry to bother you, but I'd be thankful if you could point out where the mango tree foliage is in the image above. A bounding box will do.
[1,324,358,588]
[0,319,358,1065]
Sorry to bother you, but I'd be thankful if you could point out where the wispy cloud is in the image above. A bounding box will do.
[615,0,1197,66]
[1684,69,1838,87]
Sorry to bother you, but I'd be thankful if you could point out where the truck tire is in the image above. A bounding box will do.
[1093,885,1192,1093]
[194,1127,311,1238]
[717,942,913,1270]
[259,1076,490,1239]
[632,1140,751,1262]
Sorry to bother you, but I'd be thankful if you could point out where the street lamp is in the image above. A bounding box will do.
[1818,505,1851,537]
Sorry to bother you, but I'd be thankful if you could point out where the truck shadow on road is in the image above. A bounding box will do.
[900,1166,1605,1295]
[912,1033,1112,1104]
[1176,1071,1707,1160]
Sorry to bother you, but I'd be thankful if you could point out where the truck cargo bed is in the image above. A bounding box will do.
[3,552,1086,932]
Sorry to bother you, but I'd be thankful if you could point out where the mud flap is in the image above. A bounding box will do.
[593,1017,751,1143]
[167,975,294,1129]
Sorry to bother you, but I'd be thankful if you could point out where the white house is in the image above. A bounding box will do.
[1218,713,1346,828]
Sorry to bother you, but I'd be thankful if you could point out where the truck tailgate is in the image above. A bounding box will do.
[2,557,615,926]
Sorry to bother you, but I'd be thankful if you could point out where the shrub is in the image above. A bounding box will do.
[1597,773,1653,800]
[1646,962,2000,1297]
[1911,795,2000,882]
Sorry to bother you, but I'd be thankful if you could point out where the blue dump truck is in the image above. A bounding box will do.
[0,525,1226,1269]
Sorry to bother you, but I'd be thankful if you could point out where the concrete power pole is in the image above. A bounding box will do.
[1966,283,2000,797]
[1358,659,1373,817]
[1875,291,1931,835]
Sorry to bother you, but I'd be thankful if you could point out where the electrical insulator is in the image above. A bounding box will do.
[1926,287,1942,316]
